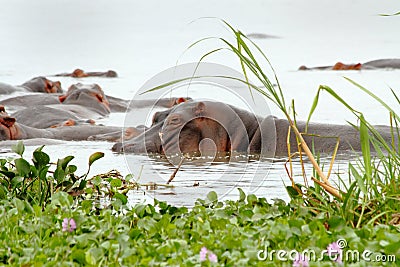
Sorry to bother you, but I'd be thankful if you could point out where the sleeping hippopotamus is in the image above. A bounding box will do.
[112,107,176,153]
[0,82,190,113]
[114,100,397,157]
[0,111,140,141]
[10,106,96,129]
[54,68,118,78]
[0,77,63,95]
[299,59,400,71]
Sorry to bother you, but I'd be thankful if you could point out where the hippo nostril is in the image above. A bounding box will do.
[95,94,103,102]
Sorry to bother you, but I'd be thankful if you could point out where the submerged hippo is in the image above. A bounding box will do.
[0,82,190,113]
[112,107,176,153]
[54,68,118,78]
[0,112,140,141]
[114,100,397,157]
[299,58,400,71]
[11,106,97,129]
[0,77,62,95]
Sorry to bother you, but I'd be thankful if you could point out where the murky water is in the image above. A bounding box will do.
[1,0,399,206]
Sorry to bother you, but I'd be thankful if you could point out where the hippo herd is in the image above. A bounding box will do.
[1,59,399,158]
[0,76,186,143]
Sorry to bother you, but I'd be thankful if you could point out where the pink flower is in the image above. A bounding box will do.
[327,242,342,264]
[200,247,208,262]
[62,218,76,232]
[293,253,309,267]
[199,247,217,263]
[208,252,218,263]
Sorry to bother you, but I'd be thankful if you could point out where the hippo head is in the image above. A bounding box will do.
[112,108,176,153]
[59,83,111,115]
[332,62,362,70]
[21,77,63,93]
[105,70,118,77]
[71,69,89,78]
[0,113,18,140]
[159,101,231,156]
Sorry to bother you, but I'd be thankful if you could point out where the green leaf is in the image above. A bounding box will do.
[110,178,122,188]
[359,115,372,182]
[11,141,25,156]
[237,188,246,202]
[33,151,50,169]
[14,158,31,177]
[57,156,74,171]
[114,193,128,205]
[88,152,104,167]
[207,191,218,203]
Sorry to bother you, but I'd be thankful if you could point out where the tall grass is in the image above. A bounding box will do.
[150,20,400,227]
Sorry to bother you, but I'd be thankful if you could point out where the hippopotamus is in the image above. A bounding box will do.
[114,100,397,157]
[299,59,400,71]
[112,108,174,153]
[0,77,63,95]
[54,68,118,78]
[0,111,140,141]
[10,106,96,129]
[0,82,190,113]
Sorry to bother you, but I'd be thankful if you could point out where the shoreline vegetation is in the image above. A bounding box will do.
[1,21,399,266]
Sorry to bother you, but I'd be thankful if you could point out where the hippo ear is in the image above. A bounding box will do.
[58,95,67,103]
[176,97,186,104]
[2,117,16,127]
[194,102,205,116]
[0,105,5,113]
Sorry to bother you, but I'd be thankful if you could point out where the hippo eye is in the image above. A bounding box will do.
[168,116,181,125]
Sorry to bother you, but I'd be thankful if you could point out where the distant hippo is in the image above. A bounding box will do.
[54,68,118,78]
[114,100,397,157]
[0,112,140,141]
[0,77,62,95]
[299,58,400,71]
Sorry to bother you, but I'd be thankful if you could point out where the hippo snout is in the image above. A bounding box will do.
[112,142,124,152]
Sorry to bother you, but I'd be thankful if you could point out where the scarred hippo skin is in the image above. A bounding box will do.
[88,125,146,142]
[112,108,174,153]
[112,101,260,154]
[0,77,63,95]
[299,58,400,71]
[11,106,97,129]
[0,112,141,141]
[54,68,118,78]
[159,101,260,155]
[114,100,397,157]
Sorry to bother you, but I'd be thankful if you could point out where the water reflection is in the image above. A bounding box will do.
[126,151,356,207]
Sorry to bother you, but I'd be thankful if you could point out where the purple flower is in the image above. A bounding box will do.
[293,253,309,267]
[208,252,218,263]
[62,218,76,232]
[200,247,208,262]
[327,242,342,263]
[199,247,218,263]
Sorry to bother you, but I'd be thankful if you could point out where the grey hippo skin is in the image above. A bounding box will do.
[0,83,191,113]
[0,110,141,141]
[299,58,400,71]
[53,68,118,78]
[112,108,173,153]
[0,77,62,94]
[113,100,397,157]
